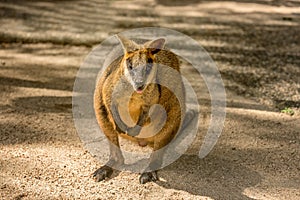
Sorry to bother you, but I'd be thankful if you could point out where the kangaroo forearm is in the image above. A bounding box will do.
[111,103,129,133]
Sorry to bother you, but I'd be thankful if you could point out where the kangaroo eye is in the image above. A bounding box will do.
[146,58,153,71]
[126,59,132,70]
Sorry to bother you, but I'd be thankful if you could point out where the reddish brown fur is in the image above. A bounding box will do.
[93,37,185,181]
[94,49,184,149]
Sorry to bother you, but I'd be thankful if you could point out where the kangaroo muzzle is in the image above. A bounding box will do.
[132,66,147,93]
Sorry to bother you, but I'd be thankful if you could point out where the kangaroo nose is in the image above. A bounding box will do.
[136,80,144,87]
[135,74,144,86]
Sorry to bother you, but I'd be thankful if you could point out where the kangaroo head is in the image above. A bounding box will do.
[116,35,165,93]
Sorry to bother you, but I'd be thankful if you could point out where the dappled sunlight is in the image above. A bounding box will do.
[0,0,299,199]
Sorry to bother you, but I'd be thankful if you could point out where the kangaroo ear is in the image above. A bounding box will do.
[115,34,139,53]
[144,38,166,54]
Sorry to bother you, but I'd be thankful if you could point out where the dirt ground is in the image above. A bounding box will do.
[0,0,299,199]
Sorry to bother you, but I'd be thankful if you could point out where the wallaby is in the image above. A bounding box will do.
[93,35,187,184]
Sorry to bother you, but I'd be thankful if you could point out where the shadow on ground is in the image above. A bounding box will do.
[1,0,299,108]
[158,154,260,200]
[0,0,299,199]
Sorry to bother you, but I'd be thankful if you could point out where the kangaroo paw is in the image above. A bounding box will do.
[127,125,142,137]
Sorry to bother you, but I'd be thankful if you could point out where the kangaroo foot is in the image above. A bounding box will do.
[93,165,113,182]
[139,171,158,184]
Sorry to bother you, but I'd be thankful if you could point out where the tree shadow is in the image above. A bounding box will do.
[0,76,74,91]
[11,96,72,113]
[154,103,298,199]
[0,1,299,199]
[1,0,299,112]
[155,0,300,7]
[157,154,260,200]
[155,0,203,7]
[0,118,77,146]
[225,110,300,145]
[0,95,79,146]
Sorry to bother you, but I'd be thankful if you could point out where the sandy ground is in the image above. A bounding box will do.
[0,0,299,199]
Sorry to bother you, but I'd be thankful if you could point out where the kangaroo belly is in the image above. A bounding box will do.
[117,101,141,127]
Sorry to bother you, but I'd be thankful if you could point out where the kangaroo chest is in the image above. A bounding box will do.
[117,86,160,127]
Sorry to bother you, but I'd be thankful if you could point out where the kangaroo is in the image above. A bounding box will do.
[93,35,186,184]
